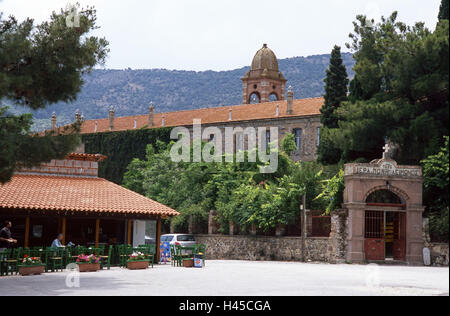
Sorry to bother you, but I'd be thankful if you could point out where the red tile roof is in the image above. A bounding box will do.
[66,153,107,162]
[0,174,179,218]
[80,97,323,134]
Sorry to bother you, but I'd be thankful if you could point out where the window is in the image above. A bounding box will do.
[293,128,302,150]
[209,134,215,142]
[265,130,271,150]
[316,127,321,147]
[177,235,195,242]
[236,133,244,152]
[269,93,278,101]
[161,235,174,242]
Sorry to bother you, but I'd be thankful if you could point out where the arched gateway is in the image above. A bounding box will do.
[343,145,424,265]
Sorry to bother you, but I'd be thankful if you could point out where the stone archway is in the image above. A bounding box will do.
[343,148,425,265]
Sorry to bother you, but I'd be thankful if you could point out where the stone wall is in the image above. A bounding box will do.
[327,209,348,263]
[422,218,449,266]
[195,235,332,262]
[428,243,449,266]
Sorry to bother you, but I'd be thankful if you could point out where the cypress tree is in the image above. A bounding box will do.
[320,45,349,128]
[318,46,348,165]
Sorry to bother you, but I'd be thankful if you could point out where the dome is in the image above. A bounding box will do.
[251,44,279,72]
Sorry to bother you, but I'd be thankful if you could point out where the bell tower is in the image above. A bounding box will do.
[241,44,287,104]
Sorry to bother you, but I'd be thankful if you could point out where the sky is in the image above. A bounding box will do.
[1,0,443,71]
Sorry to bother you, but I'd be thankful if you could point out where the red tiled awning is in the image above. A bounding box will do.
[0,174,179,218]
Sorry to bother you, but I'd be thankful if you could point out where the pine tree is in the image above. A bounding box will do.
[0,5,109,183]
[320,46,349,128]
[439,0,449,20]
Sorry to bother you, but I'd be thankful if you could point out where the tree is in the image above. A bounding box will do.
[439,0,449,20]
[320,46,349,129]
[0,5,109,183]
[422,136,449,241]
[324,12,449,164]
[318,46,348,165]
[281,133,297,156]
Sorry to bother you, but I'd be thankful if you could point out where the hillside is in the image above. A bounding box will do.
[9,53,354,130]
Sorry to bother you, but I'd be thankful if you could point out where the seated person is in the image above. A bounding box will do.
[51,233,64,248]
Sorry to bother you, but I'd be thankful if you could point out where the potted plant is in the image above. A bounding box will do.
[18,255,45,276]
[76,254,101,272]
[127,252,150,270]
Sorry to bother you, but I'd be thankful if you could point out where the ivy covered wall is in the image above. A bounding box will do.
[82,127,172,184]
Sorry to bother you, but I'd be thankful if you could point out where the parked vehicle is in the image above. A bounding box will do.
[145,235,156,245]
[161,234,196,247]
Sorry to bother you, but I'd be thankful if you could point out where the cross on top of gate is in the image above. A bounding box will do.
[382,143,392,159]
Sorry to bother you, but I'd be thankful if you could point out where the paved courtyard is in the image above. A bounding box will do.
[0,260,448,296]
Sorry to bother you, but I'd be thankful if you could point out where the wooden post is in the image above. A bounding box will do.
[127,219,132,245]
[95,219,100,248]
[24,216,30,248]
[301,194,307,262]
[62,217,67,245]
[155,218,162,264]
[57,217,61,235]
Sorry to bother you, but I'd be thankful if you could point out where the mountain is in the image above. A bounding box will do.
[9,53,354,131]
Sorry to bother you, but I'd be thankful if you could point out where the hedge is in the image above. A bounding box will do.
[82,127,172,184]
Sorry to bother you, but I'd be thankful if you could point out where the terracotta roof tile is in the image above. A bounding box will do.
[80,97,323,134]
[0,174,179,217]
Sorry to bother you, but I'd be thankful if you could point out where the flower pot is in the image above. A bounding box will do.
[18,265,45,276]
[127,260,149,270]
[183,259,194,268]
[77,263,101,272]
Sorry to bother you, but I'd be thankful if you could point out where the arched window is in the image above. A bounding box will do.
[366,190,403,205]
[249,92,261,104]
[269,93,278,102]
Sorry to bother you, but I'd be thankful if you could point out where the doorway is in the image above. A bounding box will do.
[364,210,406,261]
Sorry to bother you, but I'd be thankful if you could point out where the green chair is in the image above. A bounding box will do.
[147,245,155,268]
[170,244,183,267]
[117,244,133,268]
[44,248,64,272]
[0,249,11,276]
[100,246,113,270]
[0,249,19,275]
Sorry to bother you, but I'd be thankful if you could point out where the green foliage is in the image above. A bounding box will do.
[82,128,172,184]
[281,133,297,156]
[317,127,342,165]
[422,136,449,241]
[315,169,345,214]
[322,12,449,164]
[429,208,449,242]
[122,140,335,233]
[439,0,449,20]
[0,5,109,183]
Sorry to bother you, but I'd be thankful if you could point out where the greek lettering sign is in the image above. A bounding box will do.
[345,160,422,178]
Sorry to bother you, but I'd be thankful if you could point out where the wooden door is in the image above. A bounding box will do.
[393,212,406,261]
